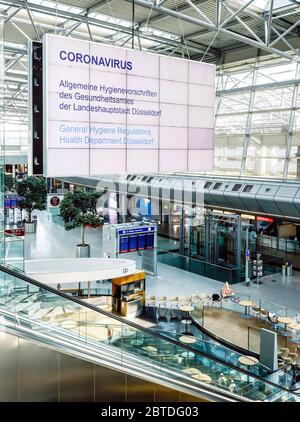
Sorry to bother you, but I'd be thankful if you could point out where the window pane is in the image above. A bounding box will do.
[214,136,243,174]
[215,114,248,135]
[247,134,287,159]
[253,86,293,111]
[251,110,290,133]
[245,157,284,178]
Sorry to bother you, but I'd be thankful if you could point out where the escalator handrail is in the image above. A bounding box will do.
[0,264,297,397]
[191,312,260,359]
[0,311,247,402]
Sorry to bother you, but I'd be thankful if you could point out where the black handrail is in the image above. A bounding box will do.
[191,312,259,359]
[0,264,297,397]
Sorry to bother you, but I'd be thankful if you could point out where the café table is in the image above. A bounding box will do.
[192,373,212,383]
[179,335,196,359]
[238,300,254,319]
[238,356,259,366]
[288,322,300,343]
[179,305,195,335]
[238,355,259,381]
[278,316,293,337]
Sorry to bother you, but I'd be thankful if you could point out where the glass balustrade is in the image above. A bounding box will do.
[155,328,271,378]
[157,248,238,284]
[0,233,24,271]
[0,266,299,402]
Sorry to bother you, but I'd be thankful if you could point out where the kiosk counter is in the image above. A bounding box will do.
[112,271,146,318]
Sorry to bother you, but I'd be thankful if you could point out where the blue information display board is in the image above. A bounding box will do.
[137,234,146,250]
[4,195,21,208]
[10,197,17,208]
[118,226,155,254]
[4,196,10,208]
[129,235,138,252]
[119,236,129,253]
[146,233,154,249]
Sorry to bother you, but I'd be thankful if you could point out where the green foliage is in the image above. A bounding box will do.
[16,176,47,222]
[4,174,15,192]
[59,189,103,245]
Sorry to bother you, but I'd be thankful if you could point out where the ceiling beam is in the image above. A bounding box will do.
[129,0,299,61]
[0,0,218,58]
[139,0,210,26]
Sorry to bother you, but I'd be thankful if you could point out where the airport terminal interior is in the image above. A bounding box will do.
[1,0,300,404]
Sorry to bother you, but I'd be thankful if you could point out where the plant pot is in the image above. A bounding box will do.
[76,244,90,258]
[25,221,36,234]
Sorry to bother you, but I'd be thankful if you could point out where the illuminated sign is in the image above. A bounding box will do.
[256,216,274,223]
[43,34,215,177]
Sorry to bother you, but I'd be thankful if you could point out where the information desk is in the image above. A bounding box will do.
[112,271,146,318]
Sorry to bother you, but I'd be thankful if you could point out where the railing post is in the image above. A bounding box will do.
[247,326,250,350]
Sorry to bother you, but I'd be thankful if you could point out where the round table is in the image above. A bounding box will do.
[142,346,158,354]
[179,335,196,344]
[288,322,300,343]
[278,317,293,337]
[179,305,194,335]
[238,355,259,381]
[239,300,254,319]
[179,335,196,359]
[238,356,259,366]
[182,368,201,376]
[192,373,212,383]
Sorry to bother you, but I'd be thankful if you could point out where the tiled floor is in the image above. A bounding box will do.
[25,211,300,316]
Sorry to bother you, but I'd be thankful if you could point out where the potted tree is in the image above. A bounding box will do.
[5,174,16,192]
[16,176,47,234]
[59,189,103,257]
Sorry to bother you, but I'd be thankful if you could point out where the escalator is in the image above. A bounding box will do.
[0,265,298,403]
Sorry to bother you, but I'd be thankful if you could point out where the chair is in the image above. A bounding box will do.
[172,354,184,365]
[156,296,167,322]
[191,294,201,306]
[178,296,191,307]
[252,306,261,318]
[156,296,167,308]
[279,347,289,359]
[260,309,268,323]
[145,295,156,313]
[168,296,179,307]
[267,312,279,330]
[211,293,221,308]
[284,357,294,371]
[199,293,211,307]
[168,296,179,321]
[157,303,168,322]
[288,352,298,359]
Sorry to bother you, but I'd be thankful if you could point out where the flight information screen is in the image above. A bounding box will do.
[137,234,146,250]
[119,236,129,254]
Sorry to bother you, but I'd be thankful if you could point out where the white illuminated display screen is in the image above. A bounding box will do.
[43,34,215,176]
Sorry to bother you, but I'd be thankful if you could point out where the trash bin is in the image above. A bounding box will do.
[287,265,293,276]
[282,265,286,276]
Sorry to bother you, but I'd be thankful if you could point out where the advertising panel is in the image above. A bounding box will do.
[44,34,215,176]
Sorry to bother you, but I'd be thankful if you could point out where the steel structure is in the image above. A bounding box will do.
[0,0,299,164]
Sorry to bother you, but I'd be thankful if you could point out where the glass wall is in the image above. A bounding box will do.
[215,55,300,180]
